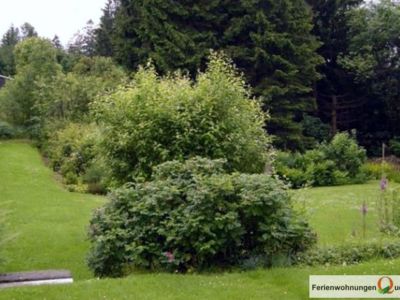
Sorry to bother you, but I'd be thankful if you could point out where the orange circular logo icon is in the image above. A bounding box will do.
[378,276,394,294]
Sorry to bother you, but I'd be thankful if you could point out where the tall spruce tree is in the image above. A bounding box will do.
[223,0,322,149]
[341,0,400,147]
[103,0,321,149]
[0,25,20,75]
[95,0,118,57]
[307,0,364,136]
[0,23,39,76]
[68,20,96,57]
[20,22,38,39]
[111,0,223,74]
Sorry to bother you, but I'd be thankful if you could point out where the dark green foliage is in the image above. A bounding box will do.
[295,241,400,267]
[93,54,270,184]
[300,114,330,145]
[110,0,221,74]
[274,132,367,187]
[307,0,364,135]
[103,0,322,150]
[389,138,400,157]
[0,25,20,76]
[223,0,322,150]
[88,157,316,277]
[95,0,118,57]
[343,1,400,135]
[0,121,15,139]
[0,23,39,76]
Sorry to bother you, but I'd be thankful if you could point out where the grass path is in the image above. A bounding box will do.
[0,141,104,280]
[1,141,400,299]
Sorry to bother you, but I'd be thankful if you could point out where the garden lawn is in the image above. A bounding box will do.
[1,259,400,300]
[294,181,400,246]
[0,141,104,280]
[1,141,400,300]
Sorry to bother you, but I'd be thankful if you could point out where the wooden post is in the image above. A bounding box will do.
[331,95,337,136]
[381,142,386,178]
[362,200,367,239]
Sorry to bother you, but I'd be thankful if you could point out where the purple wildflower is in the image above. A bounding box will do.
[361,202,368,215]
[380,177,388,191]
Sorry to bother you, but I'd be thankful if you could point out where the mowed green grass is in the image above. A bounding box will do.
[2,259,400,300]
[294,181,400,246]
[1,141,400,300]
[0,141,104,280]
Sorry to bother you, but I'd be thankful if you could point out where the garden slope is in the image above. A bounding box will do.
[0,141,104,280]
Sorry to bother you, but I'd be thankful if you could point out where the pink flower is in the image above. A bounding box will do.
[164,251,175,263]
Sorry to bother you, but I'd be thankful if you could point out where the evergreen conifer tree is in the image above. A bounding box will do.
[99,0,322,149]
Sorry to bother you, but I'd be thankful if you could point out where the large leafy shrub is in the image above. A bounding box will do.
[273,151,310,187]
[88,158,316,277]
[321,132,367,177]
[93,53,270,184]
[275,132,367,187]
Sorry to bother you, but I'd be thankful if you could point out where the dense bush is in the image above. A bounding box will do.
[273,151,310,187]
[321,132,367,177]
[93,53,270,185]
[46,123,105,191]
[87,157,316,277]
[274,132,367,187]
[0,121,15,139]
